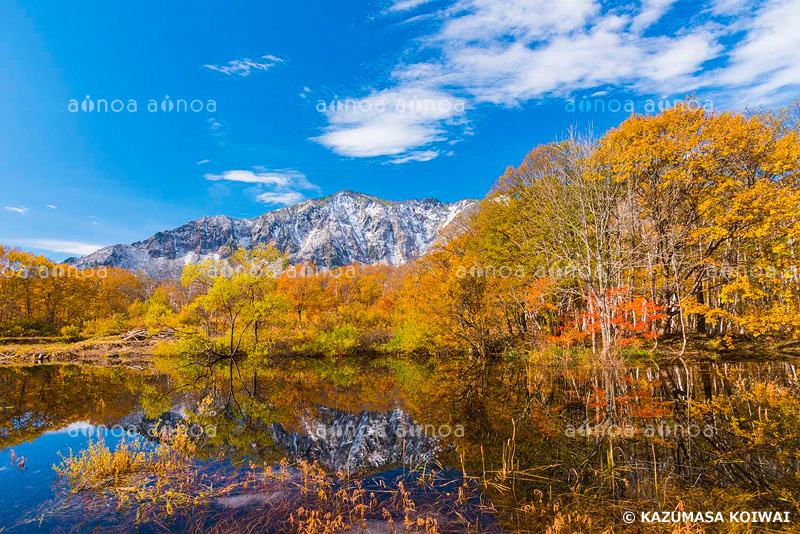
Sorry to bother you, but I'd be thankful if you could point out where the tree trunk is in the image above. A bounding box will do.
[695,287,707,335]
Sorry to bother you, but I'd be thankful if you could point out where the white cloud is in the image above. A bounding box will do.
[4,206,28,214]
[2,239,104,255]
[255,191,306,205]
[205,169,319,207]
[437,0,599,43]
[206,169,303,186]
[313,0,800,162]
[392,0,717,105]
[388,150,440,164]
[196,159,210,165]
[631,0,679,32]
[422,0,799,104]
[710,0,751,15]
[387,0,436,12]
[713,0,800,104]
[46,204,58,210]
[313,88,467,158]
[646,33,720,84]
[203,54,285,77]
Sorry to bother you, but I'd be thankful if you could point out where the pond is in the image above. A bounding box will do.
[0,356,798,532]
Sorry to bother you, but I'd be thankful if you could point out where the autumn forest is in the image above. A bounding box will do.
[3,103,800,360]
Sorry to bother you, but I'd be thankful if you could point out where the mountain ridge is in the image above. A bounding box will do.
[69,190,478,278]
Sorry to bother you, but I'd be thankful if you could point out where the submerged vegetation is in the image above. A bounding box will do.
[52,425,493,533]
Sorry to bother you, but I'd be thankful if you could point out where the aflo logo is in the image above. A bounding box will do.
[69,95,217,113]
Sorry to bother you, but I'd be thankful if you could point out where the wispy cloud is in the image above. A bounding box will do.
[387,0,436,12]
[205,169,319,207]
[315,0,800,163]
[45,204,58,210]
[417,0,796,104]
[387,149,441,164]
[4,206,29,215]
[205,169,309,187]
[254,191,306,205]
[313,88,467,158]
[712,0,800,103]
[197,159,210,165]
[387,0,722,105]
[1,239,104,256]
[203,54,285,77]
[207,118,223,134]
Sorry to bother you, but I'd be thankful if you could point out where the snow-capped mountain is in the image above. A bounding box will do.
[70,191,477,278]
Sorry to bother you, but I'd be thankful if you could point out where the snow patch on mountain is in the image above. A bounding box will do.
[70,191,477,278]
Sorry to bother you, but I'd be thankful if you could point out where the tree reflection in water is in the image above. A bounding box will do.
[1,357,798,532]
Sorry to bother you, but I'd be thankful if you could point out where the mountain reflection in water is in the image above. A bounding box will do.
[0,357,797,532]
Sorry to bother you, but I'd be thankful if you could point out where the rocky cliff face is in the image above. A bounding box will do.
[70,191,476,278]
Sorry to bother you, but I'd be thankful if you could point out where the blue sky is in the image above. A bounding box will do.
[1,0,799,260]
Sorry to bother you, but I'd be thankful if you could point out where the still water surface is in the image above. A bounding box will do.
[0,357,797,532]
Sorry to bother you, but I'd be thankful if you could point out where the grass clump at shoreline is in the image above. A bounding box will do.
[49,429,496,533]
